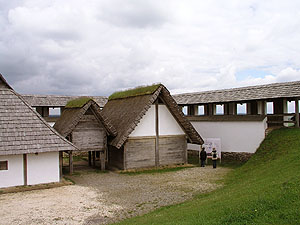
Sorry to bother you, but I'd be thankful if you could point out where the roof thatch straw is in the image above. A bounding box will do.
[65,97,93,108]
[109,84,161,100]
[102,84,203,149]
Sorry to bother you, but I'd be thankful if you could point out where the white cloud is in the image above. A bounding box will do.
[0,0,300,96]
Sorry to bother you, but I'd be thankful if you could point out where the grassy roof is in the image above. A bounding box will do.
[65,97,92,108]
[109,84,161,101]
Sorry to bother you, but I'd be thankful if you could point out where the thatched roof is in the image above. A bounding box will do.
[174,80,300,105]
[0,76,78,156]
[54,98,117,138]
[102,84,203,149]
[22,94,108,107]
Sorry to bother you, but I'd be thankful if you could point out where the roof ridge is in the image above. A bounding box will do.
[174,80,300,96]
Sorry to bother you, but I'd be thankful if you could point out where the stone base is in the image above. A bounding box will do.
[187,150,253,162]
[221,152,253,162]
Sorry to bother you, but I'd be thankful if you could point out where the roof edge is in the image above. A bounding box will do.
[0,74,12,89]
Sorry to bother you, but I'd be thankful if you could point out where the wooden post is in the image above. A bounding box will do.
[294,99,298,126]
[155,101,159,167]
[92,151,96,167]
[69,151,73,175]
[88,151,92,166]
[59,151,63,180]
[23,154,27,186]
[100,151,105,171]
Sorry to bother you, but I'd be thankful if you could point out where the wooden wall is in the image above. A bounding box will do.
[123,135,186,170]
[124,137,156,169]
[159,135,187,165]
[72,113,106,151]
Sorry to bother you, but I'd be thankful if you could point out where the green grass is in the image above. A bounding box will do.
[65,97,92,108]
[117,128,300,225]
[119,166,194,175]
[108,84,161,100]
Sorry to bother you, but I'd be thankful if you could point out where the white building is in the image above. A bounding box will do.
[174,81,300,160]
[0,74,77,188]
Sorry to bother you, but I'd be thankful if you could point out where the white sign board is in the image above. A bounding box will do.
[203,138,221,159]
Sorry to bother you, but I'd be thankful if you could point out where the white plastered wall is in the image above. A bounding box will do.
[0,155,24,188]
[129,105,185,137]
[188,119,267,153]
[27,152,60,185]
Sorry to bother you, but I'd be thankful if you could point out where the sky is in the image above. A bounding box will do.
[1,0,300,97]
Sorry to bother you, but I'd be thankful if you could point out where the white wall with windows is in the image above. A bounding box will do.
[0,155,24,188]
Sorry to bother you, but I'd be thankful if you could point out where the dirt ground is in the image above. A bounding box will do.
[0,166,230,225]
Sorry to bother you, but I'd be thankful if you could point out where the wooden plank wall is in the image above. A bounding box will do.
[124,137,156,170]
[124,135,186,170]
[159,135,186,165]
[72,114,106,151]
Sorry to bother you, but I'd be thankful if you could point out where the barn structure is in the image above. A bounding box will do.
[174,81,300,160]
[0,74,77,188]
[102,84,203,170]
[54,98,117,172]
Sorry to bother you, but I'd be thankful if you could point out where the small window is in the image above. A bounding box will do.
[182,106,188,115]
[0,161,8,170]
[237,103,247,115]
[288,101,295,114]
[215,104,224,115]
[198,105,205,115]
[267,102,274,115]
[49,107,61,117]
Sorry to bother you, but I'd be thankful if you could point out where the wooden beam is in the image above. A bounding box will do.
[155,101,159,167]
[92,151,96,167]
[69,151,73,175]
[88,151,92,166]
[59,151,63,181]
[23,154,27,186]
[296,99,299,128]
[100,151,105,171]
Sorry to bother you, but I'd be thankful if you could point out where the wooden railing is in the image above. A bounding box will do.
[267,113,296,125]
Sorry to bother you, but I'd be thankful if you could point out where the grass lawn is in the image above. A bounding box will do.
[117,128,300,224]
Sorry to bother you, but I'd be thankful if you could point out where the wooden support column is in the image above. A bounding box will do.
[42,107,49,117]
[262,100,266,115]
[224,103,229,115]
[296,99,299,128]
[59,151,63,180]
[92,151,96,167]
[69,151,73,175]
[88,151,92,166]
[229,102,236,115]
[23,154,27,186]
[188,105,195,115]
[100,151,105,171]
[208,104,213,116]
[193,105,199,115]
[155,101,159,167]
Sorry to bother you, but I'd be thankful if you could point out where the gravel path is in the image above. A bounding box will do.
[0,167,230,225]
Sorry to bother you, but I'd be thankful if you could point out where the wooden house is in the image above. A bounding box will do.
[102,84,203,170]
[54,98,117,171]
[0,74,77,188]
